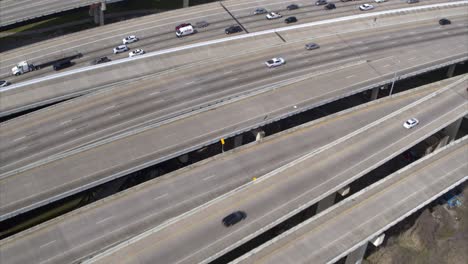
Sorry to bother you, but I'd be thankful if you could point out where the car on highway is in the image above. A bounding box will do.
[305,43,320,50]
[359,4,374,11]
[91,56,111,65]
[195,21,209,28]
[374,0,386,2]
[113,44,129,54]
[265,57,285,68]
[0,80,10,87]
[287,4,299,10]
[253,7,267,15]
[407,0,419,3]
[222,211,247,227]
[53,60,72,71]
[175,23,191,31]
[325,3,336,10]
[129,49,145,58]
[285,16,298,24]
[266,12,282,20]
[316,0,328,6]
[403,118,419,129]
[439,18,451,25]
[122,35,138,45]
[225,25,243,34]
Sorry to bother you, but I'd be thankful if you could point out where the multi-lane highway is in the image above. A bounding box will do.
[234,136,467,264]
[79,76,467,264]
[0,77,454,264]
[0,0,456,80]
[1,11,467,221]
[0,0,105,28]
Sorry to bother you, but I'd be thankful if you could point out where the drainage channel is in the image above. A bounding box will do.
[1,64,466,240]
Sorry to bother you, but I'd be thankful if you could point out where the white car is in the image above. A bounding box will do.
[359,4,375,10]
[266,12,282,20]
[123,35,139,45]
[403,118,419,129]
[374,0,386,2]
[265,57,285,68]
[113,44,129,54]
[129,49,145,58]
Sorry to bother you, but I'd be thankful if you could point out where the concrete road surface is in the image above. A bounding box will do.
[0,78,450,264]
[235,137,467,264]
[82,77,467,264]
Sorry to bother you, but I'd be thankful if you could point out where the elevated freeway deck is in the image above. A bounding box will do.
[1,1,466,116]
[0,76,455,264]
[81,76,467,264]
[235,136,467,264]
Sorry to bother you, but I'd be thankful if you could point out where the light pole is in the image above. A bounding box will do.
[389,57,400,96]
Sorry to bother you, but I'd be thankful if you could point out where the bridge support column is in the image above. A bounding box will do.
[444,118,462,142]
[447,64,456,78]
[434,136,450,151]
[234,135,243,148]
[178,154,189,164]
[316,186,349,213]
[252,129,265,142]
[99,1,106,26]
[345,242,368,264]
[370,87,379,101]
[183,0,190,8]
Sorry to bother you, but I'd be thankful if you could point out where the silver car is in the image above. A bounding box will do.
[305,43,320,50]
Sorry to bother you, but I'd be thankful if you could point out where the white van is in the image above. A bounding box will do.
[176,25,195,37]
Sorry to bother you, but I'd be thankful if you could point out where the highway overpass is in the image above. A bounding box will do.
[78,75,467,264]
[1,0,455,80]
[0,0,123,28]
[0,76,458,264]
[234,136,467,264]
[1,9,467,220]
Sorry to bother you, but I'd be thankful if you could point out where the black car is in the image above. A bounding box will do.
[316,0,328,5]
[91,56,111,65]
[285,16,298,24]
[53,60,73,71]
[287,4,299,10]
[0,80,10,87]
[225,25,243,34]
[439,18,451,25]
[222,211,247,227]
[325,3,336,10]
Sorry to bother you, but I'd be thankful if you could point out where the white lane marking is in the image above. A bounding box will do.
[154,193,169,201]
[14,146,28,152]
[383,36,391,39]
[333,53,341,56]
[229,78,239,82]
[360,46,369,50]
[408,57,417,61]
[355,41,364,44]
[346,75,355,79]
[40,240,56,248]
[382,64,391,68]
[149,90,162,96]
[103,105,116,111]
[109,113,121,119]
[186,80,196,85]
[97,216,113,224]
[13,136,26,142]
[60,119,73,126]
[224,70,233,74]
[203,174,219,181]
[63,129,76,135]
[389,41,397,45]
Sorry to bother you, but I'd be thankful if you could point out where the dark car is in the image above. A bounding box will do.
[316,0,328,5]
[305,43,320,50]
[53,60,73,71]
[225,25,243,34]
[0,80,10,87]
[287,4,299,10]
[325,3,336,10]
[253,7,267,15]
[195,21,209,28]
[175,23,191,31]
[91,56,111,65]
[285,16,298,24]
[222,211,247,227]
[439,18,451,25]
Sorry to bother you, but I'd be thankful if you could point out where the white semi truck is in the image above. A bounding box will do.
[11,52,83,76]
